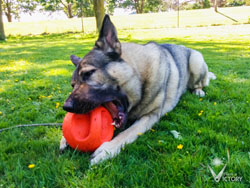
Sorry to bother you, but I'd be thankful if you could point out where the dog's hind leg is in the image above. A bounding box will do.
[188,50,215,97]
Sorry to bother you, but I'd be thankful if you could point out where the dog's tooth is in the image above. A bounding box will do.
[111,122,116,126]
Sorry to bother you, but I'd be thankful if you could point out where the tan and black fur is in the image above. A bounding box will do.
[60,15,216,165]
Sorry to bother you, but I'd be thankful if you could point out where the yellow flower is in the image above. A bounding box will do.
[56,102,60,108]
[28,98,32,101]
[199,98,203,101]
[0,111,2,115]
[47,95,52,99]
[137,133,142,136]
[198,110,204,116]
[197,130,202,134]
[150,128,155,132]
[177,144,183,150]
[214,102,217,106]
[28,164,35,169]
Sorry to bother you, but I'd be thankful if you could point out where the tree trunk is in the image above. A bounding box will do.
[6,12,11,22]
[93,0,104,33]
[0,0,5,40]
[4,0,12,22]
[67,3,73,18]
[140,0,144,13]
[134,0,144,14]
[214,0,218,12]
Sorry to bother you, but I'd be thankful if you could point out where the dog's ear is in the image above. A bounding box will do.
[95,14,121,58]
[70,55,81,66]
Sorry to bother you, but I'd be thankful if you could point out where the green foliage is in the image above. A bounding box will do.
[143,0,163,13]
[39,0,94,18]
[2,0,38,22]
[192,0,211,9]
[111,0,164,14]
[106,0,116,15]
[226,0,245,6]
[0,23,250,187]
[203,0,211,8]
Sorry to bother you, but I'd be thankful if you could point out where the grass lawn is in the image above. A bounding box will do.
[0,19,250,187]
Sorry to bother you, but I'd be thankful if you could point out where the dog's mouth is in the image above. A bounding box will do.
[102,100,127,129]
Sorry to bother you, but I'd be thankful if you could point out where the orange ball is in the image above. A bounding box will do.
[62,106,114,152]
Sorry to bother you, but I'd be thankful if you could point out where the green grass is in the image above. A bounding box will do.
[4,6,250,36]
[0,22,250,187]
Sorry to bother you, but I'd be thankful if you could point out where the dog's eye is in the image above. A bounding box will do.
[81,70,96,81]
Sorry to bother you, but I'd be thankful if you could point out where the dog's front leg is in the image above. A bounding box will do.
[90,114,159,165]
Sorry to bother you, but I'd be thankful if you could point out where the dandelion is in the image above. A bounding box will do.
[199,98,203,101]
[0,111,2,115]
[137,133,142,136]
[214,102,217,106]
[56,102,60,108]
[28,164,35,169]
[198,110,204,116]
[28,98,32,101]
[47,95,52,99]
[197,130,202,134]
[177,144,183,150]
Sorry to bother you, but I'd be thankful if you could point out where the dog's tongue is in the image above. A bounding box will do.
[103,102,118,118]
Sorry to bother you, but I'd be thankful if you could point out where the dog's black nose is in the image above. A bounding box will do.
[63,101,74,112]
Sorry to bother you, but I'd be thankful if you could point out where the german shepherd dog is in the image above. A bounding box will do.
[60,15,216,165]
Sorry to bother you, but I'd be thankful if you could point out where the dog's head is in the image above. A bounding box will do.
[63,15,130,128]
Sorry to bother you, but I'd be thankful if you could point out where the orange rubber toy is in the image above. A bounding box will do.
[62,106,114,152]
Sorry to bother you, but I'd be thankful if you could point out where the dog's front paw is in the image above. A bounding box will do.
[193,89,205,97]
[90,141,121,166]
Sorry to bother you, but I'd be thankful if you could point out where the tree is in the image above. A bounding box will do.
[93,0,104,32]
[0,0,6,40]
[2,0,38,22]
[39,0,94,19]
[108,0,164,14]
